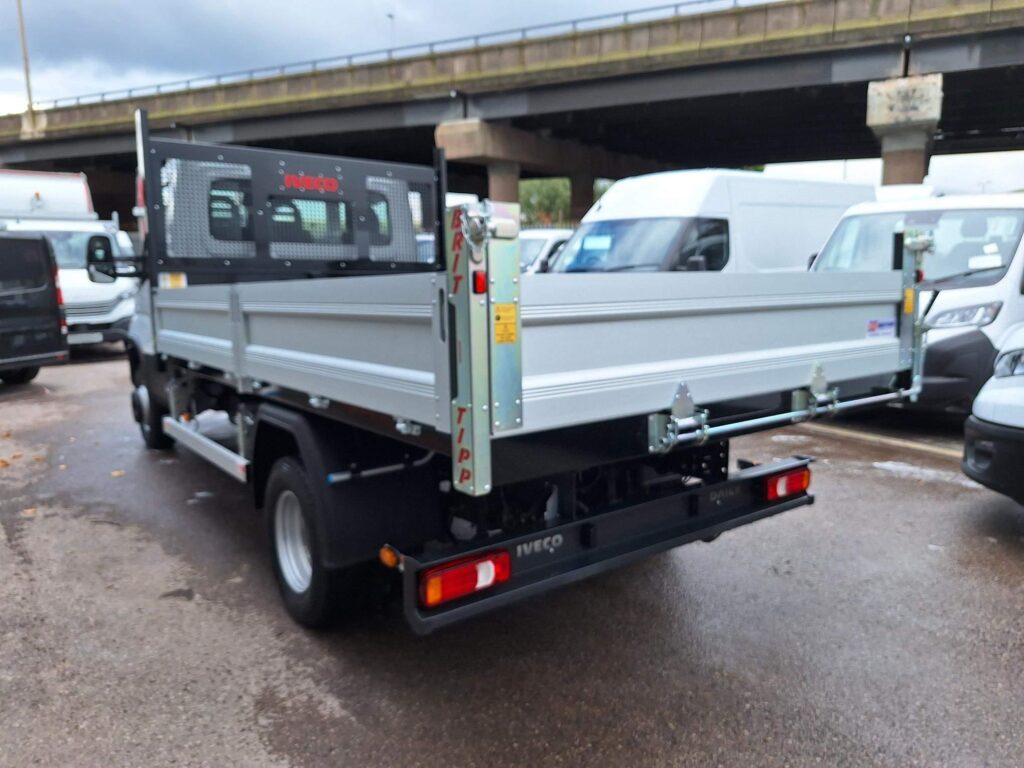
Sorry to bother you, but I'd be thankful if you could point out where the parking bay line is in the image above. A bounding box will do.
[796,422,963,461]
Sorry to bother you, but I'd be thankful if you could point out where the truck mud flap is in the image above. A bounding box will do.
[398,456,813,634]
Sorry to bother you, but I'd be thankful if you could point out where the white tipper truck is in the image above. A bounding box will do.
[84,112,925,634]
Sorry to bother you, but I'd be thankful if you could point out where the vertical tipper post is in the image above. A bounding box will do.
[485,203,524,435]
[446,202,523,497]
[897,229,928,400]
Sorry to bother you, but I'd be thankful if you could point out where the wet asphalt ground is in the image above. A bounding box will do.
[1,349,1023,767]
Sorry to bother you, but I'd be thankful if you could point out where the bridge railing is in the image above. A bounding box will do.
[31,0,750,110]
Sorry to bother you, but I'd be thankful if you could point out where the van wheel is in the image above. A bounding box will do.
[267,456,343,629]
[0,367,39,385]
[132,384,173,450]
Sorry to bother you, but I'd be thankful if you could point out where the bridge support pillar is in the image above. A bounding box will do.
[436,119,662,205]
[867,74,943,185]
[570,174,595,223]
[487,161,520,203]
[878,131,932,186]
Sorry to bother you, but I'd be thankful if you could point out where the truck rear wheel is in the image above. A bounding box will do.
[267,456,342,629]
[0,367,39,385]
[132,384,173,450]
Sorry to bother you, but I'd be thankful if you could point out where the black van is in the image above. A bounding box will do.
[0,232,67,385]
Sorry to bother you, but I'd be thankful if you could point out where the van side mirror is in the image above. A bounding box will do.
[86,235,117,283]
[684,254,707,272]
[807,252,818,270]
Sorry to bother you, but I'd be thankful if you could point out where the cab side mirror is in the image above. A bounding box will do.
[86,234,116,284]
[807,252,818,270]
[684,254,707,272]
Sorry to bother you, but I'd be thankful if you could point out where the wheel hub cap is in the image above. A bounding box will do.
[274,490,312,594]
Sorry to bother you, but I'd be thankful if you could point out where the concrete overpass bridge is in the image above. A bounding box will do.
[1,0,1023,221]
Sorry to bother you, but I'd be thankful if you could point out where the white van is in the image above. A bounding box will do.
[0,170,138,346]
[0,169,93,220]
[520,227,572,271]
[813,195,1024,412]
[963,325,1024,504]
[546,169,873,273]
[4,219,139,346]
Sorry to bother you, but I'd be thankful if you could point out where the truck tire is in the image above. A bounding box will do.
[132,384,174,450]
[0,367,39,385]
[266,456,343,628]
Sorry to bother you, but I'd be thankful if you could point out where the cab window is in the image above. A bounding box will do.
[269,198,351,244]
[209,179,253,242]
[678,218,729,271]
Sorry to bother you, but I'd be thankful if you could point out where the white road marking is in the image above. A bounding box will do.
[871,460,981,489]
[796,422,963,461]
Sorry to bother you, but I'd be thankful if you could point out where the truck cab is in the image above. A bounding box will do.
[0,232,68,385]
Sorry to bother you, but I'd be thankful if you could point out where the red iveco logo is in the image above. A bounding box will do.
[283,174,339,193]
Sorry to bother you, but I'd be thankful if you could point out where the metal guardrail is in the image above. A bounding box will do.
[31,0,752,110]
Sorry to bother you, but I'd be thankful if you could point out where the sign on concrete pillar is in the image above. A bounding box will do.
[867,74,943,186]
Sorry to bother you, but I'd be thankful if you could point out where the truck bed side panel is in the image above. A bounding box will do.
[155,273,448,429]
[517,271,905,434]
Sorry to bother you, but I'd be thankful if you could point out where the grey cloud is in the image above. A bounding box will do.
[2,0,680,81]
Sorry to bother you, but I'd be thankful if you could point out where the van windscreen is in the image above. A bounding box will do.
[549,218,728,272]
[12,231,130,270]
[815,208,1024,285]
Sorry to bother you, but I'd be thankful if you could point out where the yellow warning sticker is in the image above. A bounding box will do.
[903,288,915,315]
[493,303,518,344]
[159,272,188,289]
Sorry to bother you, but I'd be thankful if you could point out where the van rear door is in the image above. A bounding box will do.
[0,234,67,372]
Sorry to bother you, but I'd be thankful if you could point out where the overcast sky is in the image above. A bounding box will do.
[1,0,1021,191]
[0,0,739,113]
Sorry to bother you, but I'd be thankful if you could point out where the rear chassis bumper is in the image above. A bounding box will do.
[963,415,1024,505]
[0,349,66,373]
[399,456,813,634]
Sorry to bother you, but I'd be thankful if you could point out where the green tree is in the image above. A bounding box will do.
[519,178,570,226]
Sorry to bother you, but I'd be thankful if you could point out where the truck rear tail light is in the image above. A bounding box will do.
[419,551,511,609]
[472,270,488,294]
[764,467,811,501]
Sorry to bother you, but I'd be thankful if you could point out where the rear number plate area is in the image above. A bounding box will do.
[698,483,755,516]
[69,332,103,345]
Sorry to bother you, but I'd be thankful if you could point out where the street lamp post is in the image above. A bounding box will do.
[387,0,397,50]
[16,0,35,131]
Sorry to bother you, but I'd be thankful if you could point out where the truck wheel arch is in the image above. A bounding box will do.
[252,405,349,572]
[250,404,446,571]
[251,405,332,512]
[127,343,142,387]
